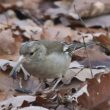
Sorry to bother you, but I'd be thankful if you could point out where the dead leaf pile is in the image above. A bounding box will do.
[0,0,110,110]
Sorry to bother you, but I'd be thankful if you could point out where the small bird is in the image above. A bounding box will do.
[10,40,86,92]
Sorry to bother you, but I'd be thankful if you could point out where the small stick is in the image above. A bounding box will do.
[82,36,94,78]
[74,68,84,77]
[74,5,94,78]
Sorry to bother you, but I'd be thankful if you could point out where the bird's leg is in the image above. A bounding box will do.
[31,78,47,95]
[51,77,62,90]
[36,78,46,90]
[15,77,32,94]
[43,77,62,93]
[19,77,23,88]
[20,65,30,80]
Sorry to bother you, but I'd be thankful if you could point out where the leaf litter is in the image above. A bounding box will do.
[0,0,110,110]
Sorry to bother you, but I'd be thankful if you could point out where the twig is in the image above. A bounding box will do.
[73,68,84,77]
[74,5,94,78]
[82,36,94,78]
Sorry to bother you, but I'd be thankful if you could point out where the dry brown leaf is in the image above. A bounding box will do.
[0,29,16,55]
[74,45,110,68]
[94,34,110,46]
[0,95,36,110]
[45,1,79,20]
[64,68,106,82]
[0,92,7,101]
[84,15,110,28]
[78,73,110,109]
[20,100,30,108]
[93,34,110,54]
[42,24,79,42]
[73,0,110,18]
[0,70,19,99]
[13,19,42,40]
[0,3,5,12]
[0,31,21,60]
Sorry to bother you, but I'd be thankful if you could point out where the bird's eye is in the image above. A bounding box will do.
[30,52,34,56]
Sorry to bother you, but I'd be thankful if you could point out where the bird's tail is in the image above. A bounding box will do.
[66,41,94,56]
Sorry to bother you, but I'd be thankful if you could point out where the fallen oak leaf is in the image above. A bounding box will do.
[20,100,30,108]
[0,29,16,55]
[31,96,50,107]
[67,84,89,103]
[93,34,110,55]
[76,73,110,109]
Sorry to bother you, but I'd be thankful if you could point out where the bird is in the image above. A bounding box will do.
[10,40,87,93]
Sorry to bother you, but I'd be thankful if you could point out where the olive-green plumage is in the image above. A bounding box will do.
[10,40,86,80]
[19,40,71,78]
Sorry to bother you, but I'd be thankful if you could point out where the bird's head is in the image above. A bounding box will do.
[9,41,46,78]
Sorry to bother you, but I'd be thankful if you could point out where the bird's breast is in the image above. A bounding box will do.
[22,52,71,78]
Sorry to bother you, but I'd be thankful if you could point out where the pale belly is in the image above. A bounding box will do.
[22,53,71,78]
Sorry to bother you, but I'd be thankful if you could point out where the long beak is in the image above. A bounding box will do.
[10,55,24,79]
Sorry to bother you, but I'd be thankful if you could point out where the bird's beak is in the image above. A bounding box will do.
[10,55,24,79]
